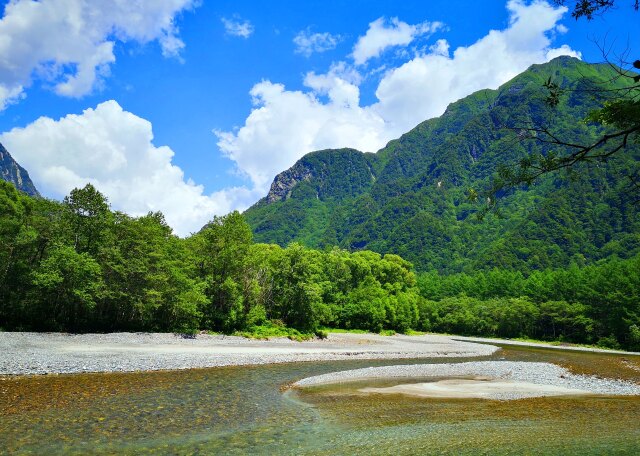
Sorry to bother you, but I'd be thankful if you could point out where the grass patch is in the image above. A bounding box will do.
[511,337,620,351]
[233,321,315,341]
[405,329,428,336]
[320,327,369,334]
[321,327,400,336]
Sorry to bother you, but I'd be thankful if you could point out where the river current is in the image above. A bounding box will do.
[2,344,639,455]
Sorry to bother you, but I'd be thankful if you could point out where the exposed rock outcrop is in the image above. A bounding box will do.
[266,161,314,203]
[0,142,39,196]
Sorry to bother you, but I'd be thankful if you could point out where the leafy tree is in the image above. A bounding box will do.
[272,243,327,332]
[30,245,103,331]
[340,277,387,332]
[98,211,205,332]
[0,182,35,327]
[63,184,112,256]
[553,0,638,20]
[387,290,420,333]
[537,301,595,342]
[0,181,30,294]
[198,211,254,330]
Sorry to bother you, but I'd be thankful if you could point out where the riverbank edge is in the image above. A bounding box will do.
[449,335,640,356]
[0,332,498,376]
[4,331,640,377]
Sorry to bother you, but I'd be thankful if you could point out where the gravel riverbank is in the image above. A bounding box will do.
[451,335,640,356]
[0,332,498,375]
[293,361,640,400]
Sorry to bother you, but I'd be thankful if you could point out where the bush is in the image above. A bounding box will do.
[234,320,315,341]
[597,335,621,350]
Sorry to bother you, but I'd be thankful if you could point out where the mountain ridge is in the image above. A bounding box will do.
[244,56,640,273]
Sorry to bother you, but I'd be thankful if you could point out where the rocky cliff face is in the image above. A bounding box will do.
[0,143,39,196]
[266,161,314,203]
[256,147,377,207]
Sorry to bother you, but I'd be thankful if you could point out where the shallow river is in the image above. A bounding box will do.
[2,344,640,455]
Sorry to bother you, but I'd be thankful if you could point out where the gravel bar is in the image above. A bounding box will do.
[0,332,498,375]
[293,361,640,399]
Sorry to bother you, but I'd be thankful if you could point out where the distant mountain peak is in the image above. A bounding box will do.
[257,148,375,207]
[0,142,39,197]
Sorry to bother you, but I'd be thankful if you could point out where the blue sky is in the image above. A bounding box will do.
[0,0,637,234]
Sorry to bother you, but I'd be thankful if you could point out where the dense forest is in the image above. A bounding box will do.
[2,180,639,350]
[417,259,640,350]
[0,181,421,337]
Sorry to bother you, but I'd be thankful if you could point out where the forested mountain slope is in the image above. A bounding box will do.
[245,56,640,273]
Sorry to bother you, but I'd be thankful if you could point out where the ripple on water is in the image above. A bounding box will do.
[1,347,640,455]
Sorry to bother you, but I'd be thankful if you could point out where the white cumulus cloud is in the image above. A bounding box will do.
[293,29,341,57]
[215,0,581,197]
[1,1,585,235]
[221,16,254,38]
[351,17,444,65]
[216,76,386,191]
[0,0,195,109]
[370,0,582,137]
[0,101,258,236]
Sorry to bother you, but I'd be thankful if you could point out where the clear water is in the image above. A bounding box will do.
[2,345,640,455]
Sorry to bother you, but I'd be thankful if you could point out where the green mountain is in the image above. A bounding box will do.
[244,56,640,273]
[0,142,39,197]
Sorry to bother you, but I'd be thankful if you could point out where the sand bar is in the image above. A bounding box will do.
[293,361,640,400]
[360,378,591,399]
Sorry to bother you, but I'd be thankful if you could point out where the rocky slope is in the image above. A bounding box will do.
[0,142,39,196]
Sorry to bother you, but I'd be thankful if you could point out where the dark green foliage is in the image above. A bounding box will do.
[0,182,422,336]
[417,296,592,341]
[1,180,638,349]
[0,183,207,333]
[341,277,388,332]
[417,254,640,348]
[553,1,638,21]
[2,58,638,350]
[63,184,112,257]
[244,57,640,274]
[198,211,254,331]
[30,245,103,331]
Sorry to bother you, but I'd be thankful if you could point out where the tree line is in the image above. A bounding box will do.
[0,181,420,337]
[417,258,640,350]
[2,180,638,350]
